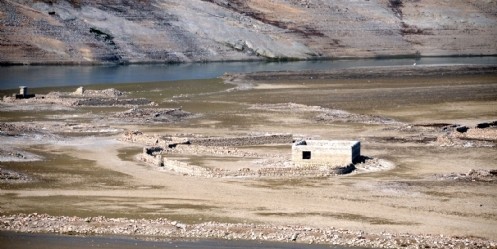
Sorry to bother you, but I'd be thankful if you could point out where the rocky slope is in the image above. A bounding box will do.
[1,0,496,64]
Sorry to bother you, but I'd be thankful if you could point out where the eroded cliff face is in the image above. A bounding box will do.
[1,0,496,64]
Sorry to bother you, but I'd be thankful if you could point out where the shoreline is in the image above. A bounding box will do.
[1,213,495,248]
[224,64,497,82]
[2,54,497,67]
[1,63,495,92]
[0,231,345,249]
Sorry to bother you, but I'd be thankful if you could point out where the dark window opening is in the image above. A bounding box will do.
[302,151,311,160]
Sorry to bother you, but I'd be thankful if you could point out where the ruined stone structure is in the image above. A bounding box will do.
[189,134,293,147]
[138,134,362,177]
[292,140,361,167]
[75,86,85,95]
[15,86,35,99]
[141,146,163,166]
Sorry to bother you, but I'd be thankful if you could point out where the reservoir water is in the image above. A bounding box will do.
[0,231,358,249]
[1,57,496,90]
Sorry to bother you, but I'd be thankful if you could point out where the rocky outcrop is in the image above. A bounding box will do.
[1,0,496,64]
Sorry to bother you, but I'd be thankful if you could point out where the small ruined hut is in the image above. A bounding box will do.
[292,140,361,167]
[15,86,35,99]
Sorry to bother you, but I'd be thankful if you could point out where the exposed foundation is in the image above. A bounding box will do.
[138,135,363,178]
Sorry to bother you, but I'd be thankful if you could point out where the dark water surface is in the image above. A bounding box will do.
[0,231,360,249]
[1,57,496,90]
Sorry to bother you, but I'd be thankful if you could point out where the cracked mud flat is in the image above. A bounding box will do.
[0,65,496,248]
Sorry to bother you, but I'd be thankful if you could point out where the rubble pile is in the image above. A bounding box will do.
[0,168,33,183]
[1,88,153,108]
[113,108,192,123]
[436,122,497,147]
[250,102,402,125]
[71,88,126,98]
[0,122,39,136]
[72,98,151,107]
[436,169,497,182]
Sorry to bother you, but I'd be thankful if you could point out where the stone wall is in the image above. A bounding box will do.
[138,136,360,178]
[189,134,293,147]
[139,153,163,167]
[162,158,210,176]
[140,146,163,166]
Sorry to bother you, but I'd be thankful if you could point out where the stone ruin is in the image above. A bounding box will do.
[74,86,85,95]
[137,133,363,178]
[436,121,497,147]
[15,86,35,99]
[141,147,163,166]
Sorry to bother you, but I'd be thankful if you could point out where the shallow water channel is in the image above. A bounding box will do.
[1,57,496,90]
[0,231,360,249]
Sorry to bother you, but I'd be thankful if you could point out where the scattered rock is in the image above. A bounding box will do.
[456,126,469,133]
[113,108,193,124]
[1,88,151,108]
[0,213,495,248]
[476,121,497,129]
[291,233,299,241]
[72,98,151,107]
[436,169,497,182]
[0,167,33,183]
[250,103,402,125]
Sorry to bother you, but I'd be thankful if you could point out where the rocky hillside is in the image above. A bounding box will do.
[1,0,496,64]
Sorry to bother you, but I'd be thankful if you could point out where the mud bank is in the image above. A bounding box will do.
[224,65,497,85]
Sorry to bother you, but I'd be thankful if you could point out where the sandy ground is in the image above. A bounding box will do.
[0,65,496,248]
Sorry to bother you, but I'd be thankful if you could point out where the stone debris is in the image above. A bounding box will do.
[436,122,497,147]
[0,167,33,183]
[0,148,42,163]
[476,121,497,129]
[1,121,120,136]
[354,158,395,174]
[120,130,163,145]
[0,213,495,249]
[1,88,152,108]
[436,169,497,183]
[316,110,400,125]
[250,102,402,125]
[71,88,125,98]
[71,98,151,107]
[0,122,39,136]
[1,87,195,125]
[113,108,193,124]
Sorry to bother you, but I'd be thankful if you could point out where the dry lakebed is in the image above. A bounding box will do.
[0,65,496,248]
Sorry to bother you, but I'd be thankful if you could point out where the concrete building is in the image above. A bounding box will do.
[292,140,361,167]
